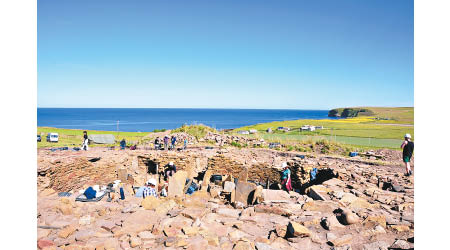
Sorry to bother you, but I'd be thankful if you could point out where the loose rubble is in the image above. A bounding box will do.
[37,144,414,249]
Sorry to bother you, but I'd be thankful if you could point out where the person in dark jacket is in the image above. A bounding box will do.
[401,133,414,176]
[120,139,126,150]
[164,161,177,180]
[154,137,160,150]
[82,131,89,150]
[171,136,177,150]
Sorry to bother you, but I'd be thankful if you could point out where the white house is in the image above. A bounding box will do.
[237,130,250,135]
[249,129,258,134]
[301,125,316,131]
[277,127,290,132]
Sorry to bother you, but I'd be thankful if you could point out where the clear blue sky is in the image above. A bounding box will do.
[38,0,413,109]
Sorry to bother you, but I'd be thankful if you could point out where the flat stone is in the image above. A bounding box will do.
[389,224,411,232]
[37,228,51,240]
[141,195,161,210]
[186,236,209,249]
[38,239,54,249]
[233,240,253,250]
[216,208,241,218]
[390,239,411,249]
[229,230,251,242]
[155,199,178,216]
[240,207,255,217]
[237,223,269,238]
[97,220,116,232]
[138,231,155,240]
[261,189,291,202]
[287,221,311,238]
[326,232,337,241]
[181,207,207,220]
[182,226,199,236]
[78,215,91,225]
[363,241,389,250]
[255,242,274,250]
[74,229,95,242]
[130,236,142,248]
[117,210,159,235]
[58,225,76,238]
[321,216,345,230]
[323,178,344,186]
[363,215,387,228]
[302,201,337,213]
[329,234,352,247]
[306,185,330,200]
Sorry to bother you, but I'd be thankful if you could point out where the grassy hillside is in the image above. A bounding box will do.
[329,107,413,124]
[171,124,216,139]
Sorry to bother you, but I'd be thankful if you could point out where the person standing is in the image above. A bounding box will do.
[171,136,177,150]
[401,133,414,176]
[120,139,126,150]
[184,138,188,150]
[82,131,89,151]
[154,137,160,150]
[163,136,169,151]
[281,162,292,192]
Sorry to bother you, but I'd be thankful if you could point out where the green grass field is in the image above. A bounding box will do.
[37,127,152,148]
[232,107,413,149]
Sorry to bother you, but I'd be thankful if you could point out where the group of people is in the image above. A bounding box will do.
[154,135,188,151]
[138,161,178,199]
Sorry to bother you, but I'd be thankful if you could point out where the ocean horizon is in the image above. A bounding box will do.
[37,108,334,132]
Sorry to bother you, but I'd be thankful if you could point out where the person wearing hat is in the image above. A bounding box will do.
[401,133,414,176]
[281,162,293,192]
[143,179,158,198]
[164,161,177,180]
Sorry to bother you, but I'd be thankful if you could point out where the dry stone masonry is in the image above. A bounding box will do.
[37,144,414,249]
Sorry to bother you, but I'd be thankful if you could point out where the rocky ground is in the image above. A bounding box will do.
[37,145,414,250]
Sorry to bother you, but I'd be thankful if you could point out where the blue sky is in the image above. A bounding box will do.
[38,0,414,109]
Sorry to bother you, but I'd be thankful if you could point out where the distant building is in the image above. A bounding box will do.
[315,126,323,130]
[277,127,290,132]
[237,130,250,135]
[267,128,273,133]
[300,125,316,131]
[249,129,258,134]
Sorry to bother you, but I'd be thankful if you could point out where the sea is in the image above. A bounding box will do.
[37,108,333,132]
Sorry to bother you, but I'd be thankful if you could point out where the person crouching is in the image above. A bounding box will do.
[143,179,158,198]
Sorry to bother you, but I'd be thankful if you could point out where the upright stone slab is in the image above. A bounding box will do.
[168,170,187,198]
[118,168,127,182]
[131,156,139,170]
[235,181,257,206]
[238,168,248,182]
[201,170,213,190]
